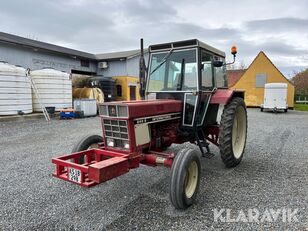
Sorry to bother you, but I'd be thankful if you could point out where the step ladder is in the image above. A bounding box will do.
[195,130,214,159]
[26,69,50,122]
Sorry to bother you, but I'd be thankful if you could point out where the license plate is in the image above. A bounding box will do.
[68,168,81,183]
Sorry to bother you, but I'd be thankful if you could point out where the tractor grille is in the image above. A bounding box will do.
[99,105,128,118]
[103,119,129,148]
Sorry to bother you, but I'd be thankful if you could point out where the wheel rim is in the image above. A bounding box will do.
[232,106,247,159]
[184,161,198,198]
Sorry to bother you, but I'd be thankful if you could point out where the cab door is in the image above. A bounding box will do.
[195,51,214,127]
[182,50,214,127]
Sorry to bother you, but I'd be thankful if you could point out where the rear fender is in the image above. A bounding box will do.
[210,89,245,105]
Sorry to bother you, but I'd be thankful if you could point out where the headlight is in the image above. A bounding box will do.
[123,140,130,149]
[107,138,114,147]
[118,106,128,117]
[99,105,108,116]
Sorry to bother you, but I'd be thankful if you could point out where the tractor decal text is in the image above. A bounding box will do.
[134,113,181,125]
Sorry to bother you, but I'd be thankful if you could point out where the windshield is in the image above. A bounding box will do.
[147,48,198,92]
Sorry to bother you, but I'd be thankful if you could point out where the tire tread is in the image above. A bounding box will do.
[170,148,201,209]
[219,97,247,167]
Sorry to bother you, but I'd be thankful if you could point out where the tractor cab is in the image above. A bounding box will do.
[141,39,235,129]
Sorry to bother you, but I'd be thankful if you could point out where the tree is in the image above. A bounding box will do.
[238,60,247,70]
[291,68,308,96]
[226,59,247,70]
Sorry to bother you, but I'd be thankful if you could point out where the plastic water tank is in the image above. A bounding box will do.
[30,68,72,112]
[0,62,32,115]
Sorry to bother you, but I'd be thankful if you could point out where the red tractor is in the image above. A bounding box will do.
[52,39,247,209]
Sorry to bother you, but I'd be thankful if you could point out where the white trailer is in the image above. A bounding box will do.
[261,83,288,112]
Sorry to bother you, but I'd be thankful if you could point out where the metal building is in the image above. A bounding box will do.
[0,32,148,79]
[0,32,97,75]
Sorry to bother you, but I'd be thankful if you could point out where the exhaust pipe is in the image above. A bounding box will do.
[139,38,146,99]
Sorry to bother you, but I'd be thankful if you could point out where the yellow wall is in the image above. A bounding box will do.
[231,52,295,107]
[112,76,141,101]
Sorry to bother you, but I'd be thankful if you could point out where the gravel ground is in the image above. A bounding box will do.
[0,108,307,231]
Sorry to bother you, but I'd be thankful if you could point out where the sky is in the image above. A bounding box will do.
[0,0,308,77]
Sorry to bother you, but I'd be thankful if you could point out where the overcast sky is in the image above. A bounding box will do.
[0,0,308,77]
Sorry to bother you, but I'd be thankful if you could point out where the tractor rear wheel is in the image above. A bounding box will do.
[72,134,103,164]
[219,97,247,168]
[170,148,201,209]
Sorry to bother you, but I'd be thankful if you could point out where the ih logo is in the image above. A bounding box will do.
[109,106,116,116]
[111,107,116,115]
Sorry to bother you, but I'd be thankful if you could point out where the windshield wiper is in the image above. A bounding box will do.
[150,49,173,75]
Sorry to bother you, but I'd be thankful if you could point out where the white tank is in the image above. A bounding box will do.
[0,62,32,115]
[30,68,72,112]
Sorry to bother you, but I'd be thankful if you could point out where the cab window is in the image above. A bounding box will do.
[201,52,213,90]
[148,49,198,92]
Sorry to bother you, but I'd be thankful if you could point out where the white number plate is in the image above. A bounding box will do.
[68,168,81,183]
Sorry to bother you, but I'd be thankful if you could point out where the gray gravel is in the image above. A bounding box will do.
[0,108,307,231]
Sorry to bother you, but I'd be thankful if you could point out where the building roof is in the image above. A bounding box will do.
[0,31,142,61]
[0,32,96,60]
[228,51,295,88]
[245,51,294,86]
[95,49,148,61]
[227,69,246,87]
[0,32,224,63]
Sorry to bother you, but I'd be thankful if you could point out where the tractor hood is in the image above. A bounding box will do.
[99,99,182,119]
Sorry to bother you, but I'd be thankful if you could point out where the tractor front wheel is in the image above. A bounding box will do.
[72,134,103,163]
[170,148,201,209]
[219,97,247,168]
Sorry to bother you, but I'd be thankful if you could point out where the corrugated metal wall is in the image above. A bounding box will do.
[0,42,149,79]
[126,54,149,77]
[97,60,127,76]
[0,43,97,73]
[98,54,149,77]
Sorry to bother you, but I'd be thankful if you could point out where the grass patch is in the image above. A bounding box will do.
[294,103,308,111]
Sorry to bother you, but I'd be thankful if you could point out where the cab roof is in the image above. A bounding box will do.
[149,39,225,58]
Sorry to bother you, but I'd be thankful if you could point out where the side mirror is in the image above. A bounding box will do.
[213,60,224,67]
